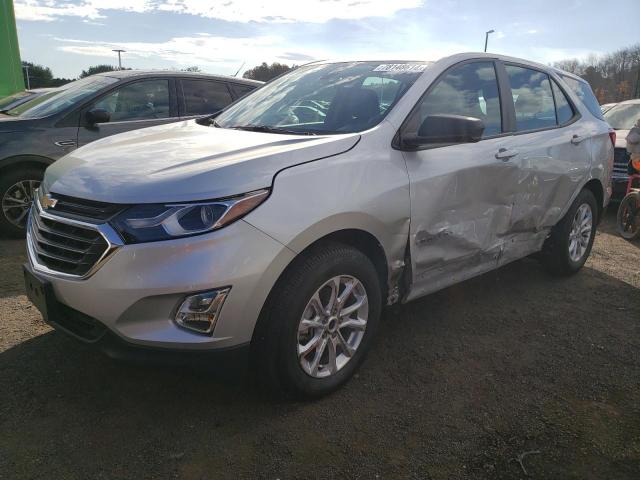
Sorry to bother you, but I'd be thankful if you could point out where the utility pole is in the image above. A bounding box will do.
[112,49,125,69]
[484,30,495,53]
[23,64,30,89]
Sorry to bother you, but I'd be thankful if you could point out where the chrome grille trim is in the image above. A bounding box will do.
[26,197,124,280]
[613,148,630,174]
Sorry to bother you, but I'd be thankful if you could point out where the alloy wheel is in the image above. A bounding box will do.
[1,180,40,229]
[297,275,368,378]
[568,203,592,263]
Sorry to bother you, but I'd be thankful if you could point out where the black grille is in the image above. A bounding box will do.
[54,302,107,342]
[47,193,126,222]
[29,206,110,276]
[613,148,630,176]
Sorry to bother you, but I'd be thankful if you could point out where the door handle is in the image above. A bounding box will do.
[571,134,586,145]
[495,148,518,161]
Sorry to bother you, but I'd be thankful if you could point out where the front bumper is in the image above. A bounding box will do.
[26,218,295,351]
[24,262,251,369]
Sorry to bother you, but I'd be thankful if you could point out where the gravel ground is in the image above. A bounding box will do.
[0,206,639,480]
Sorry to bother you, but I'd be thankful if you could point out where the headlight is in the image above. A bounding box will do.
[111,189,269,243]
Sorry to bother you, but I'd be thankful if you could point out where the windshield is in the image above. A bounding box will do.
[8,76,118,118]
[0,91,34,111]
[216,61,431,134]
[604,103,640,130]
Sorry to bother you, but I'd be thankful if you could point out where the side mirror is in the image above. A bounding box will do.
[402,114,485,149]
[195,109,223,126]
[86,108,110,125]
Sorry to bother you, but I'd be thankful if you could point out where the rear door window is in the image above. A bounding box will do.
[505,65,556,131]
[560,75,604,120]
[181,79,233,115]
[229,83,257,99]
[551,80,575,125]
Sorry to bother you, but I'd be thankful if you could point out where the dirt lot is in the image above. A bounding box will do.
[0,207,639,480]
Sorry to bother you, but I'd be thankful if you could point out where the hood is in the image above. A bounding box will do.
[614,129,628,149]
[45,120,360,204]
[0,114,39,132]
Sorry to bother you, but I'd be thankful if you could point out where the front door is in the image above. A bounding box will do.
[401,60,520,301]
[77,78,177,147]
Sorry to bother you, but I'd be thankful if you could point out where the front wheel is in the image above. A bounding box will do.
[540,189,598,276]
[0,167,43,237]
[252,243,382,398]
[617,192,640,240]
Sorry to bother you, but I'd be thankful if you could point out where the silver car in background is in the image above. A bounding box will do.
[24,53,613,397]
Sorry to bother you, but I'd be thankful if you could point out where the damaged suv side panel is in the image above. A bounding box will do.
[397,58,604,301]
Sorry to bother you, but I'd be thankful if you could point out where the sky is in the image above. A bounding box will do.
[13,0,640,79]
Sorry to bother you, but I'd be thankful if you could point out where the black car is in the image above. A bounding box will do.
[0,70,262,236]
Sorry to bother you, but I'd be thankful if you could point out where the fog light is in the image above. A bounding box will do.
[175,288,230,335]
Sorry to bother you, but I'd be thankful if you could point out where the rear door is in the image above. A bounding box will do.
[77,78,178,147]
[401,60,521,300]
[178,78,234,119]
[493,62,592,264]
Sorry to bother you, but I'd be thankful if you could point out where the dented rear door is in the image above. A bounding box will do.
[495,63,592,265]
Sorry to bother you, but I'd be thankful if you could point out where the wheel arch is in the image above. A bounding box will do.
[0,155,54,177]
[250,227,394,352]
[582,177,605,223]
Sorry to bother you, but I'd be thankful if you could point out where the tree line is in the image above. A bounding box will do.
[20,63,204,89]
[554,43,640,103]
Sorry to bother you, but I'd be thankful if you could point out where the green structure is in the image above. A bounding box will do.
[0,0,24,98]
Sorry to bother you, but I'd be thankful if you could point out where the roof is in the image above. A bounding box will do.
[96,69,263,85]
[308,52,583,79]
[616,98,640,105]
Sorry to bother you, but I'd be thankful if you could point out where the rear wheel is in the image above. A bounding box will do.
[252,243,382,398]
[540,189,597,276]
[0,167,43,237]
[617,192,640,240]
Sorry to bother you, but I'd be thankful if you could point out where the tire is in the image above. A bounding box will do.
[252,243,382,398]
[540,189,598,276]
[616,192,640,240]
[0,167,44,238]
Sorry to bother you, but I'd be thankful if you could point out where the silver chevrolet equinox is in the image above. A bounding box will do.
[24,53,614,397]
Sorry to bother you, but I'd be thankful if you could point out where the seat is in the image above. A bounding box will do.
[324,87,380,131]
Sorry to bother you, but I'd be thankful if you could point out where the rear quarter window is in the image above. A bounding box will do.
[229,83,258,99]
[560,75,604,120]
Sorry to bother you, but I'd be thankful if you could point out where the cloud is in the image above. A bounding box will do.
[53,34,326,71]
[15,0,424,23]
[529,47,601,64]
[277,52,318,62]
[157,0,424,23]
[14,0,154,21]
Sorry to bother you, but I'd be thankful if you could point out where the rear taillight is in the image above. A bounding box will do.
[609,129,616,147]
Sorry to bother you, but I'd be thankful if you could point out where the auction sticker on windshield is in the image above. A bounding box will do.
[373,64,428,72]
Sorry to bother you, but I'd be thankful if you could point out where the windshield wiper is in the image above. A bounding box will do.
[227,125,317,136]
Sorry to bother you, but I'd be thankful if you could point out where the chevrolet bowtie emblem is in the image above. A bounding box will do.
[41,193,58,209]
